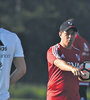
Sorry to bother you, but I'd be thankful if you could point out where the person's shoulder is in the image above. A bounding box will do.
[72,46,80,52]
[76,34,86,42]
[75,34,83,41]
[1,28,18,38]
[47,45,53,53]
[47,43,60,53]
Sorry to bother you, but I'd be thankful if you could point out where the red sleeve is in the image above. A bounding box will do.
[47,46,61,64]
[47,47,57,64]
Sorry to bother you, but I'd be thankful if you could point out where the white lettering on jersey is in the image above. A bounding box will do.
[67,62,80,68]
[61,54,65,59]
[84,42,89,52]
[75,54,80,61]
[82,52,89,56]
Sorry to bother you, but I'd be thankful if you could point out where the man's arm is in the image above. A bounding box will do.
[54,58,80,76]
[10,57,26,84]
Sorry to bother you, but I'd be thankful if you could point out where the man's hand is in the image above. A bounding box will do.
[71,67,81,76]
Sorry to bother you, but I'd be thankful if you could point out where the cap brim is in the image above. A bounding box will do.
[65,26,77,32]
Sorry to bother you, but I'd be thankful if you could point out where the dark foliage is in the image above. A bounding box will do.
[0,0,90,84]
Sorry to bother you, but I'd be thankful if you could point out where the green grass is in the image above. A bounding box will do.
[10,98,38,100]
[10,83,90,100]
[9,83,47,100]
[87,87,90,100]
[11,99,29,100]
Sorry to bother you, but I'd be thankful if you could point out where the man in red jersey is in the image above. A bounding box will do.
[47,19,83,100]
[73,33,90,100]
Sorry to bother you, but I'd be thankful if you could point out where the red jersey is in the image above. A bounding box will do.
[73,34,90,86]
[47,43,81,100]
[73,34,90,61]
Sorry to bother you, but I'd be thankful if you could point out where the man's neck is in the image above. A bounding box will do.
[60,42,72,49]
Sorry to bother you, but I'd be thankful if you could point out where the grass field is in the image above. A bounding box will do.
[10,83,47,100]
[10,83,90,100]
[87,87,90,100]
[10,98,39,100]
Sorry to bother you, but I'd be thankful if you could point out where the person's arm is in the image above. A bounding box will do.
[10,57,26,84]
[54,58,80,76]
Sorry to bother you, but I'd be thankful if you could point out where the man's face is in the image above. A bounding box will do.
[60,29,76,48]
